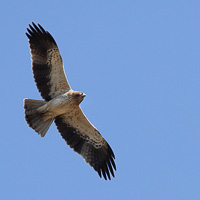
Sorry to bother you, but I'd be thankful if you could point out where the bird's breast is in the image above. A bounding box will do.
[45,96,74,117]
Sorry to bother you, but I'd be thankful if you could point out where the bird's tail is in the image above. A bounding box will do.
[24,98,54,137]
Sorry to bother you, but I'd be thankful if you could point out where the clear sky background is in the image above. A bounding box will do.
[1,1,200,199]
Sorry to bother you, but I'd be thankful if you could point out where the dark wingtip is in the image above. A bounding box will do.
[98,170,102,178]
[25,22,57,46]
[96,147,116,180]
[25,32,31,39]
[32,22,36,26]
[26,22,45,37]
[38,23,46,33]
[101,168,107,180]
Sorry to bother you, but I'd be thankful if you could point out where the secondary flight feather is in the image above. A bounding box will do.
[24,22,116,180]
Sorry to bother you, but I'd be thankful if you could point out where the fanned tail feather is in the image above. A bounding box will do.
[24,98,53,137]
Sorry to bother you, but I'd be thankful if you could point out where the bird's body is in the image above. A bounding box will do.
[24,23,116,180]
[37,90,85,119]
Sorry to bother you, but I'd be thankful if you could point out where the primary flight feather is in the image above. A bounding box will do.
[24,22,116,180]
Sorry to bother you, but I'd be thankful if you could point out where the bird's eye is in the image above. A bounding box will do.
[74,93,81,97]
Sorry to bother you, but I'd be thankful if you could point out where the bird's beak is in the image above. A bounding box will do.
[82,93,86,97]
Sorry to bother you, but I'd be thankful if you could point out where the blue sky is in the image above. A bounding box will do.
[1,0,200,199]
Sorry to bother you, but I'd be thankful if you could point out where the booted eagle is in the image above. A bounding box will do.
[24,23,116,180]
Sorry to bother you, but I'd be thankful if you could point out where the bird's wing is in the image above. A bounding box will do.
[54,107,116,180]
[26,22,71,101]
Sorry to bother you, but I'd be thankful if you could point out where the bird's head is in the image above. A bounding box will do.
[67,90,86,105]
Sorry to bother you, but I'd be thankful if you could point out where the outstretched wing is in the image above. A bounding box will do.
[26,22,71,101]
[54,107,116,180]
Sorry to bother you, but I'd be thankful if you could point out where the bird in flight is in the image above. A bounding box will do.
[24,22,116,180]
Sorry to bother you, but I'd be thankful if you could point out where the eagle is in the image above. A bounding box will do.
[23,22,116,180]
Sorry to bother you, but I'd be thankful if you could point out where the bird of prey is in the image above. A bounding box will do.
[23,22,116,180]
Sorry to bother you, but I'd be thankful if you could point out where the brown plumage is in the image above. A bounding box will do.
[24,22,116,180]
